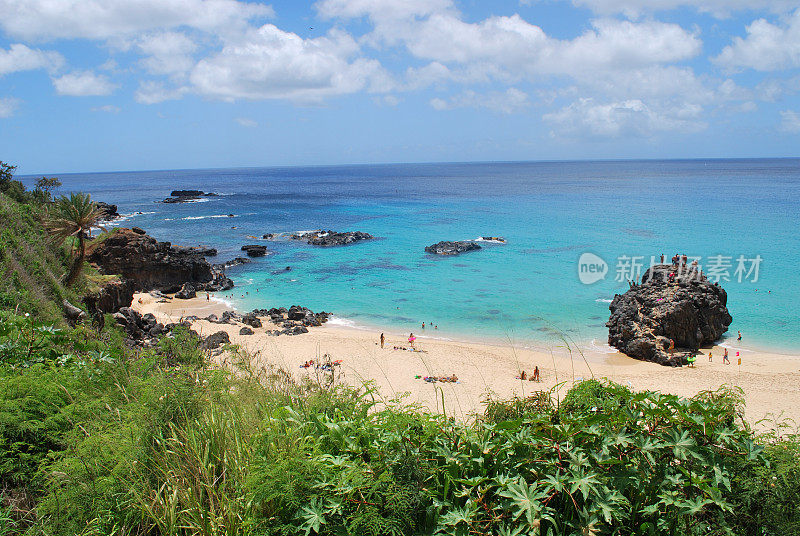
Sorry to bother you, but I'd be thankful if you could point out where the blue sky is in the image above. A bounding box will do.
[1,0,799,174]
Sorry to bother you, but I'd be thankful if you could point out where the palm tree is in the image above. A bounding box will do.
[45,192,104,286]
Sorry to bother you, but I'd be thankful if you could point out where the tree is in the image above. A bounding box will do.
[32,176,62,203]
[45,193,104,287]
[0,160,28,202]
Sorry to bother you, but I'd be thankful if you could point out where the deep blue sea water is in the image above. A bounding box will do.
[24,159,800,354]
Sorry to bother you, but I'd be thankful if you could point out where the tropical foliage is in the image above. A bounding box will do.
[44,192,104,286]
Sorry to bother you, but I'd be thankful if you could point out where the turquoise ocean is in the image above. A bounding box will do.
[25,159,800,354]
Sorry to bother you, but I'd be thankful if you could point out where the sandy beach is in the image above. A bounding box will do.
[133,293,800,431]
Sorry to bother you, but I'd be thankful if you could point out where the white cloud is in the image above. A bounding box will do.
[137,32,197,76]
[430,88,530,114]
[780,110,800,133]
[0,0,273,41]
[134,81,189,104]
[320,1,701,81]
[189,25,388,102]
[0,97,21,117]
[715,10,800,71]
[91,104,121,113]
[53,71,117,96]
[0,43,63,76]
[568,1,798,18]
[544,97,705,138]
[235,117,257,127]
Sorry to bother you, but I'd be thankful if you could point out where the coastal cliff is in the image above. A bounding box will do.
[87,228,233,294]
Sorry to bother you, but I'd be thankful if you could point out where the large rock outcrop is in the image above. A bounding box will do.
[606,264,732,366]
[425,241,481,256]
[87,228,232,293]
[83,278,136,316]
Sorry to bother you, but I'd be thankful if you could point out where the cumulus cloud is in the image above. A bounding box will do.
[715,9,800,71]
[544,97,705,138]
[0,0,273,41]
[0,43,63,76]
[189,25,387,102]
[430,88,530,114]
[53,71,117,96]
[319,0,701,83]
[137,32,198,76]
[568,1,799,18]
[0,97,21,117]
[780,110,800,133]
[134,81,189,104]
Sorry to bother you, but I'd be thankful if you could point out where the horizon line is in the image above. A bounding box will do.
[16,155,800,178]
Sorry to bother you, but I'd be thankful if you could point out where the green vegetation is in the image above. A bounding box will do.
[1,162,798,535]
[43,192,104,287]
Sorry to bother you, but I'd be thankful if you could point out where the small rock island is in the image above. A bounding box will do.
[425,241,481,255]
[607,263,733,366]
[288,230,374,246]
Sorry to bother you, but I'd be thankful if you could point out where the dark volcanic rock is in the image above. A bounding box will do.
[87,228,232,293]
[175,283,197,300]
[288,230,373,246]
[425,241,481,256]
[203,331,230,349]
[172,245,218,257]
[306,230,373,247]
[606,264,733,366]
[248,305,330,334]
[239,326,254,335]
[213,257,251,270]
[113,307,193,347]
[95,201,120,221]
[83,278,135,316]
[241,244,269,257]
[162,190,217,203]
[241,312,262,328]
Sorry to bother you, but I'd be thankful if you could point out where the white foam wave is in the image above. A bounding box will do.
[209,296,235,309]
[585,338,617,354]
[182,214,234,221]
[595,298,613,303]
[326,316,359,328]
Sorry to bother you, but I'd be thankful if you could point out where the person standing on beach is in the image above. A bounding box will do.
[723,348,730,364]
[708,351,712,362]
[533,366,540,382]
[408,333,416,348]
[380,333,385,349]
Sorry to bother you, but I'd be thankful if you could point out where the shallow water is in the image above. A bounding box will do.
[29,159,800,353]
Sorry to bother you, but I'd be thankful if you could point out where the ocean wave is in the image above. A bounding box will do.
[326,316,360,328]
[183,214,235,220]
[595,298,613,303]
[209,296,236,309]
